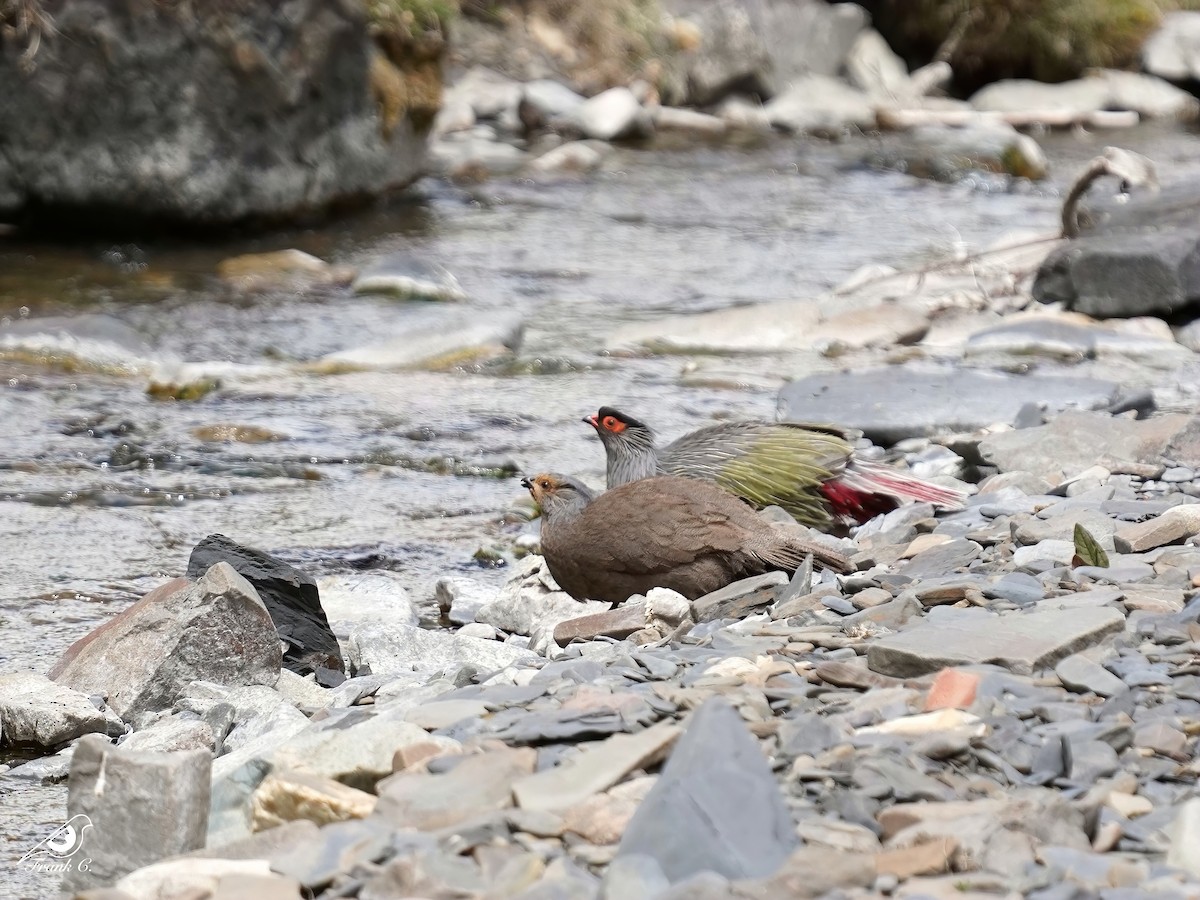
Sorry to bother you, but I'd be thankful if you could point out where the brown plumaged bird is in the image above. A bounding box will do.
[522,472,851,604]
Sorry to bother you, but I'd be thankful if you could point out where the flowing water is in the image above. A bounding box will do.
[1,123,1198,896]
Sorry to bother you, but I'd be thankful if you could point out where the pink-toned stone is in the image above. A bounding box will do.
[924,668,980,712]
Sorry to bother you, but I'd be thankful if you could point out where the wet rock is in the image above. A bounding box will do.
[0,672,122,748]
[250,770,376,830]
[1113,503,1200,552]
[971,78,1110,116]
[1093,69,1200,121]
[965,316,1190,365]
[653,107,727,137]
[878,123,1047,181]
[617,696,798,882]
[1143,12,1200,82]
[608,298,820,353]
[980,411,1190,483]
[514,721,680,812]
[52,565,281,720]
[0,3,438,226]
[314,309,523,372]
[188,534,343,677]
[576,88,646,141]
[867,606,1125,677]
[529,140,611,175]
[765,75,875,134]
[351,253,467,302]
[62,734,211,891]
[347,621,538,675]
[216,249,339,292]
[429,134,530,179]
[521,80,586,129]
[778,368,1120,446]
[0,313,157,376]
[375,746,536,830]
[318,571,420,638]
[693,573,787,623]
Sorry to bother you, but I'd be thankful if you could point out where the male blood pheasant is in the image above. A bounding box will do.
[522,472,850,604]
[584,406,965,532]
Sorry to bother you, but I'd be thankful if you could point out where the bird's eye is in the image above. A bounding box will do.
[603,416,625,433]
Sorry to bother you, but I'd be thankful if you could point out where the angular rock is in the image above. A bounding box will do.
[778,368,1120,446]
[554,602,647,645]
[62,734,211,892]
[477,589,609,637]
[617,697,798,882]
[269,817,394,890]
[375,746,536,831]
[250,770,376,831]
[0,3,438,226]
[188,533,343,677]
[1055,654,1127,698]
[52,564,281,720]
[122,716,215,754]
[347,622,538,676]
[693,573,786,623]
[0,671,121,748]
[1113,503,1200,552]
[513,721,680,812]
[435,576,497,626]
[867,607,1125,677]
[318,571,420,637]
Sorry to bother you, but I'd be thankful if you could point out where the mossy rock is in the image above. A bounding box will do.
[859,0,1173,94]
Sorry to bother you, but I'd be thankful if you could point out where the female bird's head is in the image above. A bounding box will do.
[583,406,654,453]
[521,472,595,521]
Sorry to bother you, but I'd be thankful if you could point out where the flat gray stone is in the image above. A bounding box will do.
[778,368,1120,445]
[693,573,787,623]
[513,721,681,812]
[1054,654,1127,698]
[62,734,211,892]
[0,671,122,748]
[616,696,798,882]
[867,607,1126,677]
[1114,503,1200,552]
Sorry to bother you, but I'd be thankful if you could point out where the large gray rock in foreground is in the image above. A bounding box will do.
[617,696,798,882]
[867,606,1125,677]
[52,563,282,720]
[62,734,211,892]
[0,672,122,748]
[777,368,1121,445]
[0,1,440,227]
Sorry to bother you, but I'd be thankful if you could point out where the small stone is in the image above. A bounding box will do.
[352,253,467,302]
[924,668,980,711]
[1055,654,1128,698]
[392,740,457,772]
[251,770,376,830]
[1105,791,1152,819]
[693,573,787,622]
[404,699,489,731]
[1114,503,1200,552]
[1134,720,1187,756]
[576,87,644,141]
[554,602,647,644]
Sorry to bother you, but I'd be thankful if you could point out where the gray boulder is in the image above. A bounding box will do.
[61,734,211,892]
[0,672,122,749]
[1143,11,1200,81]
[51,564,282,720]
[0,1,441,227]
[1034,181,1200,318]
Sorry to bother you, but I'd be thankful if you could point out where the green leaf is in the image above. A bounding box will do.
[1073,523,1109,568]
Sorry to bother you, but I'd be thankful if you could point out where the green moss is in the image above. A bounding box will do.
[366,0,458,33]
[862,0,1181,94]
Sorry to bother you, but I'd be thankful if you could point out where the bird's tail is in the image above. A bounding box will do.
[770,528,853,574]
[841,459,967,510]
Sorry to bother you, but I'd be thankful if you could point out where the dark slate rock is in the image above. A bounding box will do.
[693,573,787,623]
[777,713,848,758]
[617,696,799,882]
[1034,182,1200,318]
[777,367,1120,445]
[188,533,343,677]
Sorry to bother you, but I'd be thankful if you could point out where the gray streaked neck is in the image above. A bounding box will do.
[542,477,595,527]
[605,434,659,488]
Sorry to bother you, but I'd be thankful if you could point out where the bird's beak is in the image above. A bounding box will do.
[520,476,532,490]
[583,414,599,428]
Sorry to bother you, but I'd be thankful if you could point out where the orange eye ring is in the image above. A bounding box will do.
[602,416,626,433]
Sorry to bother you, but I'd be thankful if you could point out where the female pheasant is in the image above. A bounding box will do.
[584,406,964,532]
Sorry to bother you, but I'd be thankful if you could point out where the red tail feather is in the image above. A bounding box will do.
[821,460,966,525]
